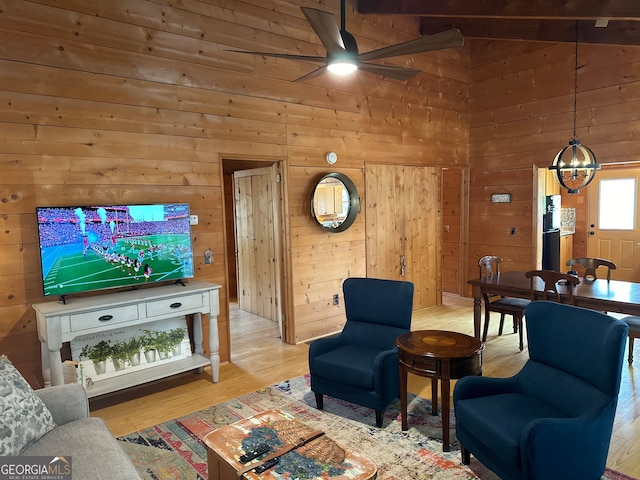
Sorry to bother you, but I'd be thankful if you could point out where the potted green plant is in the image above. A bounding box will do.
[110,340,130,371]
[124,336,142,366]
[140,330,158,363]
[79,340,112,375]
[168,327,186,356]
[152,328,185,359]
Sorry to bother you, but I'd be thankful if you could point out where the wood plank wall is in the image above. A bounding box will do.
[0,0,469,385]
[468,39,640,285]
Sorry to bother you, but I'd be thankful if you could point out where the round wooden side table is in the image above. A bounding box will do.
[396,330,483,451]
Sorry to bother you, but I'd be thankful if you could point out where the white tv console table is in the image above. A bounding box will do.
[33,281,221,398]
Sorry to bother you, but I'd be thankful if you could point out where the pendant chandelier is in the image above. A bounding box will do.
[548,21,599,194]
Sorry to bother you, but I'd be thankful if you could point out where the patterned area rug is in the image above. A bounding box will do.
[117,375,636,480]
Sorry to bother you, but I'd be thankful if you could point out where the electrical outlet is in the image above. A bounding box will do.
[332,294,339,306]
[510,227,516,236]
[204,249,213,264]
[189,215,198,225]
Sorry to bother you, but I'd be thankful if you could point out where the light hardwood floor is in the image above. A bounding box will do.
[91,294,640,478]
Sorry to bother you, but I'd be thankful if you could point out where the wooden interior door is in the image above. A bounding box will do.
[587,167,640,281]
[366,164,405,281]
[233,165,281,323]
[366,164,442,309]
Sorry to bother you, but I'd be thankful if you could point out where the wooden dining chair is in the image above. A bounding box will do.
[478,256,530,351]
[566,257,617,282]
[620,316,640,365]
[525,270,580,304]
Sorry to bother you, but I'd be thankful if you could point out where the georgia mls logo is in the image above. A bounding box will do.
[0,456,72,480]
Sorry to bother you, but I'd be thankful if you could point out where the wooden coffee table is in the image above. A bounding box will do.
[396,330,483,451]
[204,409,377,480]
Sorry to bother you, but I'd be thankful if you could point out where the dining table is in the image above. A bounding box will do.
[467,271,640,339]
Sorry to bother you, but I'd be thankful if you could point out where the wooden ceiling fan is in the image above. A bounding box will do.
[230,0,464,82]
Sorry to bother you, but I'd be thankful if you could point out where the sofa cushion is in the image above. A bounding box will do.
[0,356,56,455]
[23,417,141,479]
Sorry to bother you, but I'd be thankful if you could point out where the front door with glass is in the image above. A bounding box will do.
[587,167,640,282]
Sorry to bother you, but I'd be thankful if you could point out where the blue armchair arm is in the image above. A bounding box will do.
[308,334,346,358]
[373,348,400,396]
[523,401,617,480]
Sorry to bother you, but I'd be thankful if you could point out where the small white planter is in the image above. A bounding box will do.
[144,349,157,363]
[129,352,141,366]
[93,360,107,375]
[113,358,127,371]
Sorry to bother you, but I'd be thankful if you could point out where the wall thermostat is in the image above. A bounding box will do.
[325,152,338,165]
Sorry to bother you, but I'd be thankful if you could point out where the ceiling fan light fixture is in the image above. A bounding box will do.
[327,59,358,75]
[230,2,463,82]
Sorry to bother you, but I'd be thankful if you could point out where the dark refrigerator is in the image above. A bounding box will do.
[542,195,561,271]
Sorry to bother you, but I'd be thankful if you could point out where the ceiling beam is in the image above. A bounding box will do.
[419,18,640,45]
[358,0,640,20]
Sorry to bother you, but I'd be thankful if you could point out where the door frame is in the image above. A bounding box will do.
[221,158,292,343]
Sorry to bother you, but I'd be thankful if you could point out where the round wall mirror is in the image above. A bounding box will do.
[311,172,360,232]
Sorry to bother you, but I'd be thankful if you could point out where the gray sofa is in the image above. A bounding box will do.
[24,383,141,480]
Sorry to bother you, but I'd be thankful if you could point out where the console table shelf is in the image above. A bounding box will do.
[33,281,221,397]
[83,354,211,398]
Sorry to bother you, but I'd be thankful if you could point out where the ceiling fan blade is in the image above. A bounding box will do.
[301,7,346,55]
[358,29,464,62]
[294,66,328,82]
[226,50,326,63]
[358,62,422,81]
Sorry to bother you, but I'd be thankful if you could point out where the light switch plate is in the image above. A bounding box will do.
[491,193,511,203]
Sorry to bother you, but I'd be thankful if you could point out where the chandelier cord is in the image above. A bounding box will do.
[572,21,578,142]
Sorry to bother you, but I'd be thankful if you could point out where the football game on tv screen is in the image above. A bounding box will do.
[36,203,195,298]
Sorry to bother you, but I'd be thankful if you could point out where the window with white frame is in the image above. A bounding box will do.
[598,177,636,230]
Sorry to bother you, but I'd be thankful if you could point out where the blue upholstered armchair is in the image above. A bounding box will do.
[309,277,414,427]
[454,301,628,480]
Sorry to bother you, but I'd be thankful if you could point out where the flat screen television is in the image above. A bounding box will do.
[36,203,195,299]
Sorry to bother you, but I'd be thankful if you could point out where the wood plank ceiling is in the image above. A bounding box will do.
[357,1,640,45]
